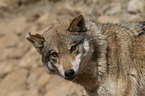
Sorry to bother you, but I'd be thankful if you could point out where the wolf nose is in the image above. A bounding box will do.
[65,69,75,78]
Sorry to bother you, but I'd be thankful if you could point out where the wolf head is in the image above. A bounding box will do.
[26,15,94,80]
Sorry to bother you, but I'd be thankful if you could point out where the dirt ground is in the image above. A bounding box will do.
[0,0,145,96]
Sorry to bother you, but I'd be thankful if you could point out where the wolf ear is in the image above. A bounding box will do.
[26,32,45,54]
[68,15,87,32]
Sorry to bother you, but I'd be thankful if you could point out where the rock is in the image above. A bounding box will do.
[0,48,18,60]
[19,47,41,69]
[57,7,81,16]
[128,0,145,14]
[36,14,58,30]
[0,60,19,77]
[105,3,122,15]
[0,0,20,10]
[0,69,28,96]
[0,33,19,47]
[6,90,25,96]
[22,88,41,96]
[21,0,41,5]
[48,0,61,2]
[7,41,30,59]
[0,1,7,8]
[98,16,120,24]
[0,41,30,60]
[26,68,45,88]
[37,73,51,88]
[0,0,41,10]
[0,47,7,60]
[12,17,28,35]
[26,13,41,22]
[6,88,40,96]
[0,16,29,36]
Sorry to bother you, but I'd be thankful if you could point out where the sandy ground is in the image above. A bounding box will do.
[0,0,145,96]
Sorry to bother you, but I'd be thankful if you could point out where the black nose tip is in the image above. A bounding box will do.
[65,69,75,78]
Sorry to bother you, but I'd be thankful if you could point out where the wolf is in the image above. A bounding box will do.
[26,15,145,96]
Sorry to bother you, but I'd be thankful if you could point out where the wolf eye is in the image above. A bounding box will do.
[70,45,77,52]
[51,52,58,57]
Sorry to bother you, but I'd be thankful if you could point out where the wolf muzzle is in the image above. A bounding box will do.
[64,69,77,80]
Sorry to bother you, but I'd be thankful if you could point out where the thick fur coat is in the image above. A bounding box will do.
[26,15,145,96]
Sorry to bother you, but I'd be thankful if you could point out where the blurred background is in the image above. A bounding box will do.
[0,0,145,96]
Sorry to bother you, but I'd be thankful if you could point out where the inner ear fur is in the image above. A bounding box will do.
[26,32,45,54]
[68,15,87,32]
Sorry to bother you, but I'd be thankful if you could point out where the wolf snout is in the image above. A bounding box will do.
[65,69,75,77]
[64,69,77,80]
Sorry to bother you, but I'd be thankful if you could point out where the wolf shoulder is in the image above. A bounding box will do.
[95,20,145,68]
[97,21,145,48]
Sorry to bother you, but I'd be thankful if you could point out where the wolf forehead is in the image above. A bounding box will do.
[42,22,86,51]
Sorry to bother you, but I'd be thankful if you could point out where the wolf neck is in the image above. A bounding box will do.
[73,21,108,92]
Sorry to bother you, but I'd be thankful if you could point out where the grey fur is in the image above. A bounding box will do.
[26,15,145,96]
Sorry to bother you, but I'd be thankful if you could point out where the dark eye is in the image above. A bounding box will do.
[70,45,77,53]
[51,52,58,57]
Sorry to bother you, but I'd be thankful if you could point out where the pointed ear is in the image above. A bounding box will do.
[68,15,87,32]
[26,32,45,54]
